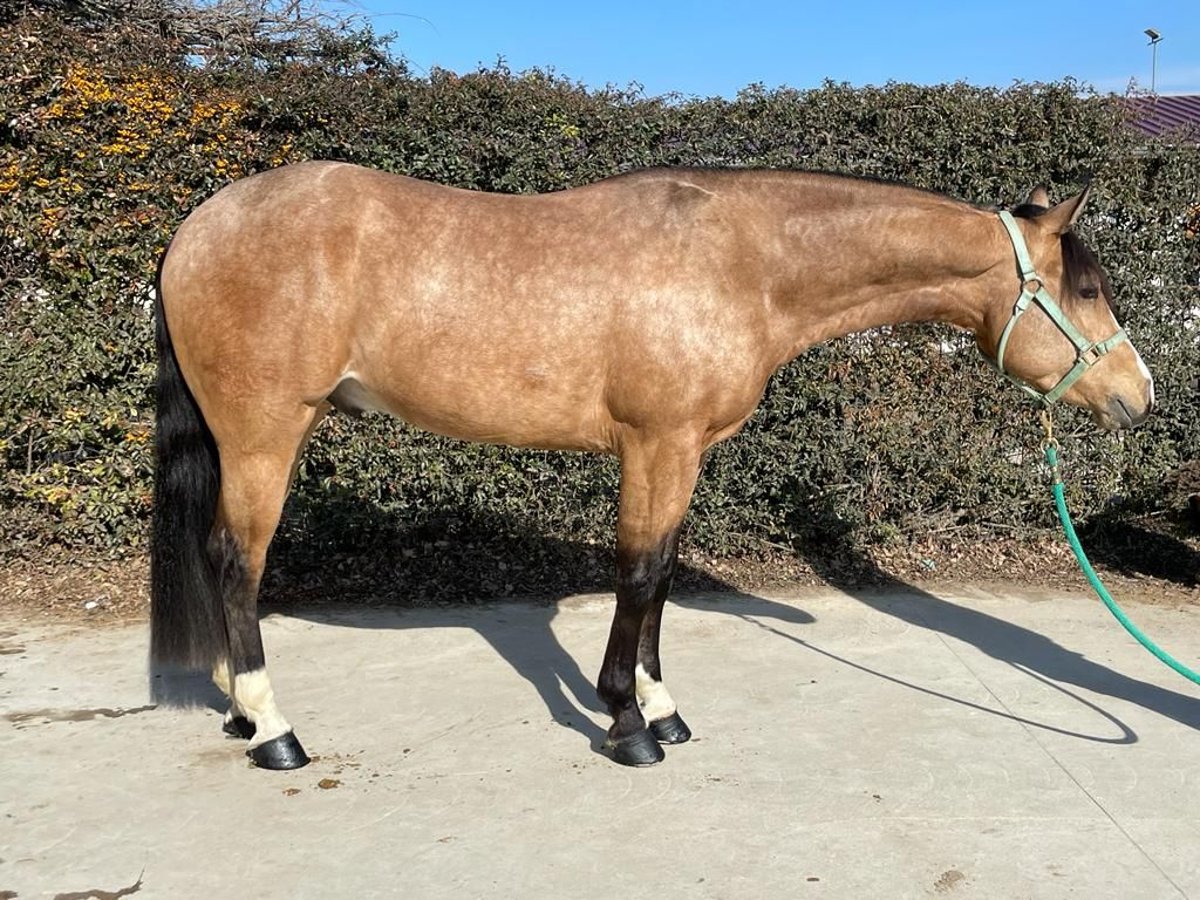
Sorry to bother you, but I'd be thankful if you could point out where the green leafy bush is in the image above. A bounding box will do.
[2,3,1197,566]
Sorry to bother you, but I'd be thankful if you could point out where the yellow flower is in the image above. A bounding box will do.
[41,485,74,507]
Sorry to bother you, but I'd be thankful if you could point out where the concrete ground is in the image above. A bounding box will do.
[2,584,1199,900]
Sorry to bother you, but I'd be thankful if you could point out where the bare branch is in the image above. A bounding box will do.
[16,0,392,70]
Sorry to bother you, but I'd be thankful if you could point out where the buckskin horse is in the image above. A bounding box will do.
[151,163,1154,770]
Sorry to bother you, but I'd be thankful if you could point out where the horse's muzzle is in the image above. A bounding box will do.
[1097,388,1153,430]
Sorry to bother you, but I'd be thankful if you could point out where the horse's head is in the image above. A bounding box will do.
[978,186,1154,430]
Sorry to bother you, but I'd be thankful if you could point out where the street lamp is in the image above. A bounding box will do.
[1144,28,1162,93]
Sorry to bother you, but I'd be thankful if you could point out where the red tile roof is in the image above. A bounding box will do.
[1126,94,1200,139]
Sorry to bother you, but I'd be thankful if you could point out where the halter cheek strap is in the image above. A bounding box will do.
[991,210,1128,406]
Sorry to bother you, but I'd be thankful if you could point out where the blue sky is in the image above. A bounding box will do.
[356,1,1199,98]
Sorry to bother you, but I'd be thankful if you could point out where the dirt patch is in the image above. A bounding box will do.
[934,869,966,893]
[0,552,150,623]
[5,705,157,727]
[52,873,143,900]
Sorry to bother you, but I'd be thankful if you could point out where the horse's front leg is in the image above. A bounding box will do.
[598,431,701,767]
[636,577,692,745]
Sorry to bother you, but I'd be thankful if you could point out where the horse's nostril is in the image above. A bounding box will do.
[1113,394,1151,428]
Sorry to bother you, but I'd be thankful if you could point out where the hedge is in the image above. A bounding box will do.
[1,4,1197,568]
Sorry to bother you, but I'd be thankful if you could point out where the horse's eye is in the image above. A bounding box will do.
[1080,286,1099,300]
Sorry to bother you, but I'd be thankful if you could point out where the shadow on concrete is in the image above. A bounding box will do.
[788,517,1200,739]
[151,493,817,750]
[149,664,227,711]
[291,592,816,754]
[155,490,1198,747]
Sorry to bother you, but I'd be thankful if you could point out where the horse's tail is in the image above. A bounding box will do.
[150,246,228,670]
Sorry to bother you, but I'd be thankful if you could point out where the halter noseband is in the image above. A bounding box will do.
[991,210,1128,406]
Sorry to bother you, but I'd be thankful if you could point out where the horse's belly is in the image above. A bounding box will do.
[329,373,613,453]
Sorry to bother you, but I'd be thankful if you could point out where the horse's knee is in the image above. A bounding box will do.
[617,550,668,604]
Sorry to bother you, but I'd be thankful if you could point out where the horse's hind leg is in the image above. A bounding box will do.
[212,404,330,735]
[212,659,253,738]
[209,405,325,769]
[599,431,701,766]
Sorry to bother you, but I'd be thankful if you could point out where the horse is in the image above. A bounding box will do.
[151,163,1154,770]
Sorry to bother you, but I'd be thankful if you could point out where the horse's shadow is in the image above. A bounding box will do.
[785,519,1200,740]
[154,493,1200,749]
[260,501,817,751]
[288,590,818,751]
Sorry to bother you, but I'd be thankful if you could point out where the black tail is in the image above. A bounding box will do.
[150,247,228,669]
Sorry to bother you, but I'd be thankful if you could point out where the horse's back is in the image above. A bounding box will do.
[161,163,773,452]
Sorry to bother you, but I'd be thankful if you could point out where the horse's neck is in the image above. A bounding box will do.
[760,184,1008,364]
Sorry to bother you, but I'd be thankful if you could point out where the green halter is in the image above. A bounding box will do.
[991,210,1128,406]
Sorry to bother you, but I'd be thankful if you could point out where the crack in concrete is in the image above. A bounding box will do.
[931,632,1188,899]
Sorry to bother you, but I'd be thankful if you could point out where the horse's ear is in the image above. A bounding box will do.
[1025,185,1051,208]
[1040,183,1092,234]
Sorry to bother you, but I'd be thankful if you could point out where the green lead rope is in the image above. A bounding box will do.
[1045,441,1200,687]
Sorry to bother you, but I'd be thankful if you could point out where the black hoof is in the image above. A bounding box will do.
[605,728,666,767]
[222,715,256,740]
[247,731,310,770]
[649,711,692,744]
